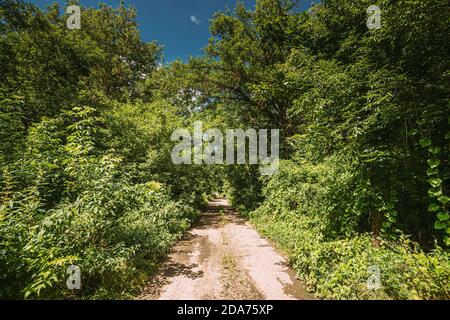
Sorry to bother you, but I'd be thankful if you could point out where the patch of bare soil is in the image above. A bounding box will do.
[139,199,312,300]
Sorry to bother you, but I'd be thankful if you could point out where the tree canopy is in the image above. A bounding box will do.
[0,0,448,300]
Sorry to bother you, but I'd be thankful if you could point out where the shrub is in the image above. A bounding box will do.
[0,107,197,299]
[250,160,450,300]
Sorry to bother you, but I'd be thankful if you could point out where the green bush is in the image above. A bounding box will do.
[250,160,450,300]
[0,107,197,299]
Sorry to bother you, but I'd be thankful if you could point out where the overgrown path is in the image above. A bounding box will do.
[139,199,312,300]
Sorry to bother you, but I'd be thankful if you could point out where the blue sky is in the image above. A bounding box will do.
[30,0,315,62]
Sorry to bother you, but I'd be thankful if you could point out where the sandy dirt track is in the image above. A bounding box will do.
[139,199,312,300]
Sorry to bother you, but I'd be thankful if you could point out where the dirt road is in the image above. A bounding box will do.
[139,199,312,300]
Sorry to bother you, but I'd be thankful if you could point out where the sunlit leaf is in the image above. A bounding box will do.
[428,146,441,155]
[428,178,442,188]
[438,196,450,205]
[427,167,439,176]
[419,138,432,148]
[427,159,440,169]
[437,212,449,222]
[434,221,446,230]
[428,188,443,198]
[428,203,440,212]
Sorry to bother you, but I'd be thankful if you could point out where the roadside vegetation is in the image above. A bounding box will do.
[0,0,448,299]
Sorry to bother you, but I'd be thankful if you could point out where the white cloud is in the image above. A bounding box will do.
[190,15,201,26]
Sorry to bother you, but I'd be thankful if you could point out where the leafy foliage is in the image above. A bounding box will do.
[188,0,449,299]
[0,0,448,300]
[0,1,212,299]
[251,160,450,299]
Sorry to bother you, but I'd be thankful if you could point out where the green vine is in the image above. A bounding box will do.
[420,127,450,246]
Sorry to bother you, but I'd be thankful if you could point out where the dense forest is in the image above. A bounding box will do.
[0,0,449,300]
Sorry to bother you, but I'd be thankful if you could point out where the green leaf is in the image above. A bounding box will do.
[427,159,440,169]
[438,195,450,205]
[437,212,450,222]
[427,167,439,176]
[429,188,443,198]
[444,237,450,247]
[434,221,446,230]
[428,203,440,212]
[445,132,450,140]
[428,146,441,155]
[428,178,442,188]
[419,138,432,148]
